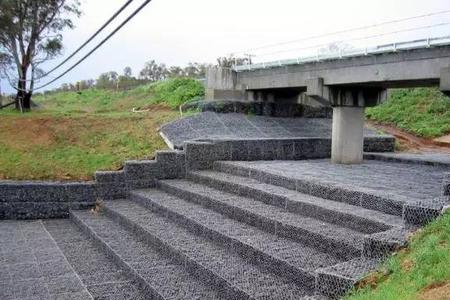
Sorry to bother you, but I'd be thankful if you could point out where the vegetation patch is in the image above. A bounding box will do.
[33,88,155,115]
[0,82,193,180]
[345,211,450,300]
[149,78,205,109]
[33,77,205,113]
[0,112,178,180]
[366,88,450,138]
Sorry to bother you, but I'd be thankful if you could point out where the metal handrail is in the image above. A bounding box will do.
[233,35,450,72]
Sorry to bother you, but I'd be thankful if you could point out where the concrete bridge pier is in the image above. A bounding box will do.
[329,87,386,164]
[331,106,365,164]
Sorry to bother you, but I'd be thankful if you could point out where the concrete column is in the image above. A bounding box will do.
[247,91,255,101]
[331,106,365,164]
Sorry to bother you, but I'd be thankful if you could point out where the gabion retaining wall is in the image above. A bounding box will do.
[185,137,395,170]
[182,100,333,118]
[0,181,97,219]
[0,136,443,224]
[0,150,186,220]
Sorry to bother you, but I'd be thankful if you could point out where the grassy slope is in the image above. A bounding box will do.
[366,88,450,138]
[0,79,204,180]
[33,77,204,114]
[0,112,177,180]
[32,86,155,115]
[346,211,450,300]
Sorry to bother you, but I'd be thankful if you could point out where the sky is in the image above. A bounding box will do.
[2,0,450,93]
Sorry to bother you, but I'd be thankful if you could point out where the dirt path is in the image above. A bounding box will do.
[367,121,450,154]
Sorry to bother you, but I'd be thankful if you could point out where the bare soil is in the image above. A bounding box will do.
[419,281,450,300]
[368,121,450,154]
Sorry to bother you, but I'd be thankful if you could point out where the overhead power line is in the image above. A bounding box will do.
[30,0,152,91]
[230,9,450,55]
[40,0,136,79]
[14,0,135,84]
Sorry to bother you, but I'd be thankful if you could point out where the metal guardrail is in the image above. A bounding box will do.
[233,36,450,72]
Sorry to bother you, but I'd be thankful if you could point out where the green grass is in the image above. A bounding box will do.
[150,77,205,109]
[0,112,179,180]
[346,211,450,300]
[31,77,205,115]
[0,78,205,180]
[366,88,450,138]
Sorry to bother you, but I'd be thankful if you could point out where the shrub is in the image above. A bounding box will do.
[151,78,205,109]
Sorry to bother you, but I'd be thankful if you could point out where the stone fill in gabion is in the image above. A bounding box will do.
[1,152,449,299]
[214,159,447,203]
[0,220,92,300]
[159,111,388,150]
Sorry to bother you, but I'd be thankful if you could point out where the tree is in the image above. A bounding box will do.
[123,66,132,78]
[96,71,118,89]
[168,66,184,78]
[0,0,81,111]
[216,55,250,68]
[183,62,212,78]
[60,83,69,91]
[139,60,168,82]
[0,52,12,74]
[77,79,94,90]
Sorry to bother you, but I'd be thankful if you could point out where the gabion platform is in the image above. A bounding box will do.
[2,151,449,299]
[159,111,389,150]
[215,159,447,206]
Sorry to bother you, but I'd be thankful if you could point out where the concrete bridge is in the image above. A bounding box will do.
[206,37,450,164]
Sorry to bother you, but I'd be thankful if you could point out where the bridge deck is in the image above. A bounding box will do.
[234,36,450,72]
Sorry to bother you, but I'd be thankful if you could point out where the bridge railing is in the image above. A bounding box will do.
[233,36,450,72]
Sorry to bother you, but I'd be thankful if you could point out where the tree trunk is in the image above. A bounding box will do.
[15,92,32,111]
[15,88,24,110]
[23,92,32,110]
[15,65,31,111]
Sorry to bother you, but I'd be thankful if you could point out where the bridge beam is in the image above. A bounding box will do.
[305,77,331,106]
[330,87,386,164]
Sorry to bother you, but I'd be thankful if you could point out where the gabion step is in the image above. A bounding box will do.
[43,219,148,300]
[188,170,404,233]
[213,161,405,216]
[70,210,227,300]
[102,199,313,300]
[129,188,345,291]
[158,179,364,259]
[316,257,381,299]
